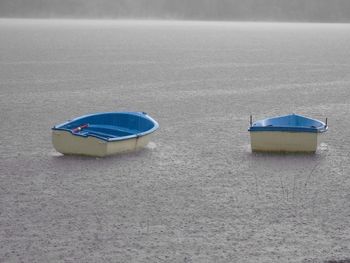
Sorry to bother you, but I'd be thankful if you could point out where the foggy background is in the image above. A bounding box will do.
[1,0,350,23]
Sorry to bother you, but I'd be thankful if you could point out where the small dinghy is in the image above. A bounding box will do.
[248,114,328,153]
[52,112,159,157]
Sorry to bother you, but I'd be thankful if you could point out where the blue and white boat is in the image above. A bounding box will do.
[248,114,328,152]
[52,112,159,157]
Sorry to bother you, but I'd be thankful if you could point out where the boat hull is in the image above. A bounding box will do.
[250,131,322,153]
[52,130,152,157]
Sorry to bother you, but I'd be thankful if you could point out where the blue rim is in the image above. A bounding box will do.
[248,114,328,133]
[52,111,159,142]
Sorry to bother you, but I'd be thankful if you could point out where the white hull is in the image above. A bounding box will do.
[52,130,152,157]
[250,131,323,153]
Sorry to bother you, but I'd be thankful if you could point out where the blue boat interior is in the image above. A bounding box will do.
[249,114,327,133]
[53,112,159,141]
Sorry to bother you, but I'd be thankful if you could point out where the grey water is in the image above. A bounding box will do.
[1,19,349,262]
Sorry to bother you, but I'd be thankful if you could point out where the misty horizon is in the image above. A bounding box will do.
[1,0,350,23]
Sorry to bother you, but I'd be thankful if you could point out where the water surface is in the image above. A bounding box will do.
[1,19,349,262]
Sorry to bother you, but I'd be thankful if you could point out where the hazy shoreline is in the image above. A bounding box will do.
[2,17,350,34]
[1,17,350,26]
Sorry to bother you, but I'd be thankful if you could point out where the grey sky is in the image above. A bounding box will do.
[1,0,350,22]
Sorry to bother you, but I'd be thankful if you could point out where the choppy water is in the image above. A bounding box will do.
[1,19,350,262]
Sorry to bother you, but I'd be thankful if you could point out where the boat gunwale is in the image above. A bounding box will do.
[248,126,328,133]
[248,114,328,133]
[52,111,159,142]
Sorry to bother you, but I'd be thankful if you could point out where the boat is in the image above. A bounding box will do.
[248,114,328,153]
[52,111,159,157]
